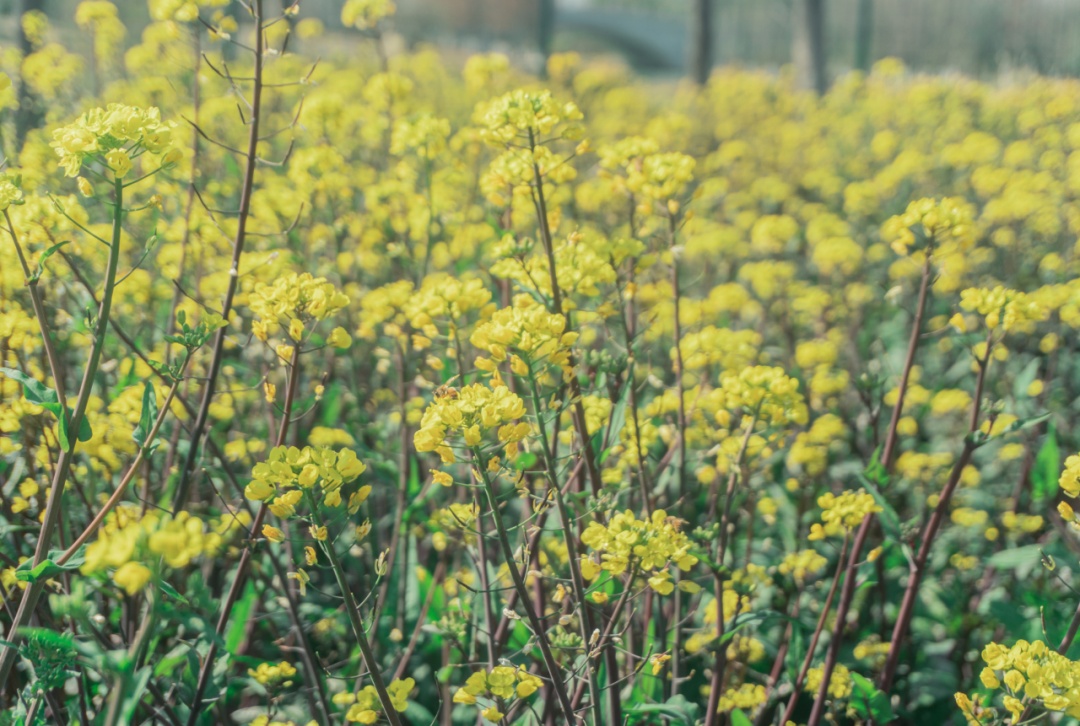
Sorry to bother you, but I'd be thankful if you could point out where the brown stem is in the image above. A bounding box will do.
[186,342,303,725]
[779,535,849,725]
[877,341,992,694]
[57,375,183,564]
[473,449,579,723]
[173,0,265,513]
[526,127,603,500]
[392,560,446,681]
[570,571,636,710]
[806,257,936,726]
[704,418,757,726]
[3,210,66,408]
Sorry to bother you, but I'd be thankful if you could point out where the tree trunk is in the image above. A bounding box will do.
[690,0,714,86]
[854,0,873,71]
[14,0,45,150]
[792,0,827,95]
[538,0,555,76]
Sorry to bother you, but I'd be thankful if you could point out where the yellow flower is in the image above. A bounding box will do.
[287,569,309,596]
[480,706,504,723]
[105,148,132,178]
[113,561,152,595]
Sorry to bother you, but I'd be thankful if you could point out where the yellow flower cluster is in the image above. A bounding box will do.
[959,286,1047,333]
[248,272,350,344]
[82,505,249,595]
[777,549,828,583]
[333,677,414,723]
[0,174,24,212]
[471,295,578,375]
[881,196,977,256]
[244,445,370,512]
[956,640,1080,722]
[805,663,854,699]
[1060,454,1080,498]
[625,151,695,206]
[488,233,616,302]
[478,89,584,145]
[51,103,175,178]
[808,489,882,541]
[579,509,698,594]
[412,382,528,457]
[715,365,808,427]
[340,0,396,30]
[452,666,543,723]
[248,661,297,689]
[716,682,766,713]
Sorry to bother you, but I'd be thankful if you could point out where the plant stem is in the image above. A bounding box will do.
[186,343,311,725]
[58,374,183,565]
[526,127,603,499]
[806,255,934,726]
[523,369,602,725]
[704,416,757,726]
[173,0,265,513]
[779,535,850,725]
[0,176,125,687]
[311,501,403,726]
[3,210,66,408]
[472,448,579,723]
[877,339,992,694]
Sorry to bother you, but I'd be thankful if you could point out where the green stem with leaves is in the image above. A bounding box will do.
[523,364,604,724]
[471,446,580,723]
[309,496,403,726]
[0,176,125,690]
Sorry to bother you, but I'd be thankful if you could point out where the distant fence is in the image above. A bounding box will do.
[386,0,1080,77]
[10,0,1080,78]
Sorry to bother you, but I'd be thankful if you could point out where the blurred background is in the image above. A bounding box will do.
[5,0,1080,87]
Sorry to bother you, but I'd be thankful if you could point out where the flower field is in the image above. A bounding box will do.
[3,1,1080,725]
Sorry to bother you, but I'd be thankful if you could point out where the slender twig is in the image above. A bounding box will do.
[806,254,934,726]
[472,447,580,723]
[877,336,993,694]
[173,0,266,513]
[779,535,850,725]
[311,496,404,726]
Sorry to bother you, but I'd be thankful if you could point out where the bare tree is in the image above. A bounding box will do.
[854,0,873,71]
[792,0,827,95]
[690,0,714,86]
[539,0,555,75]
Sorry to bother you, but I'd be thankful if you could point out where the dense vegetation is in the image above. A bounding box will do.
[1,1,1079,725]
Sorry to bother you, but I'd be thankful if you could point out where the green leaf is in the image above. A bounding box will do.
[0,367,58,404]
[32,241,69,281]
[1032,423,1060,502]
[158,580,188,604]
[132,381,159,454]
[864,446,888,486]
[626,694,699,725]
[121,666,153,723]
[858,473,901,544]
[1,369,91,451]
[13,546,85,584]
[597,376,631,463]
[719,610,778,644]
[730,709,753,726]
[512,451,538,470]
[15,557,80,583]
[850,672,895,721]
[987,544,1044,575]
[225,583,257,654]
